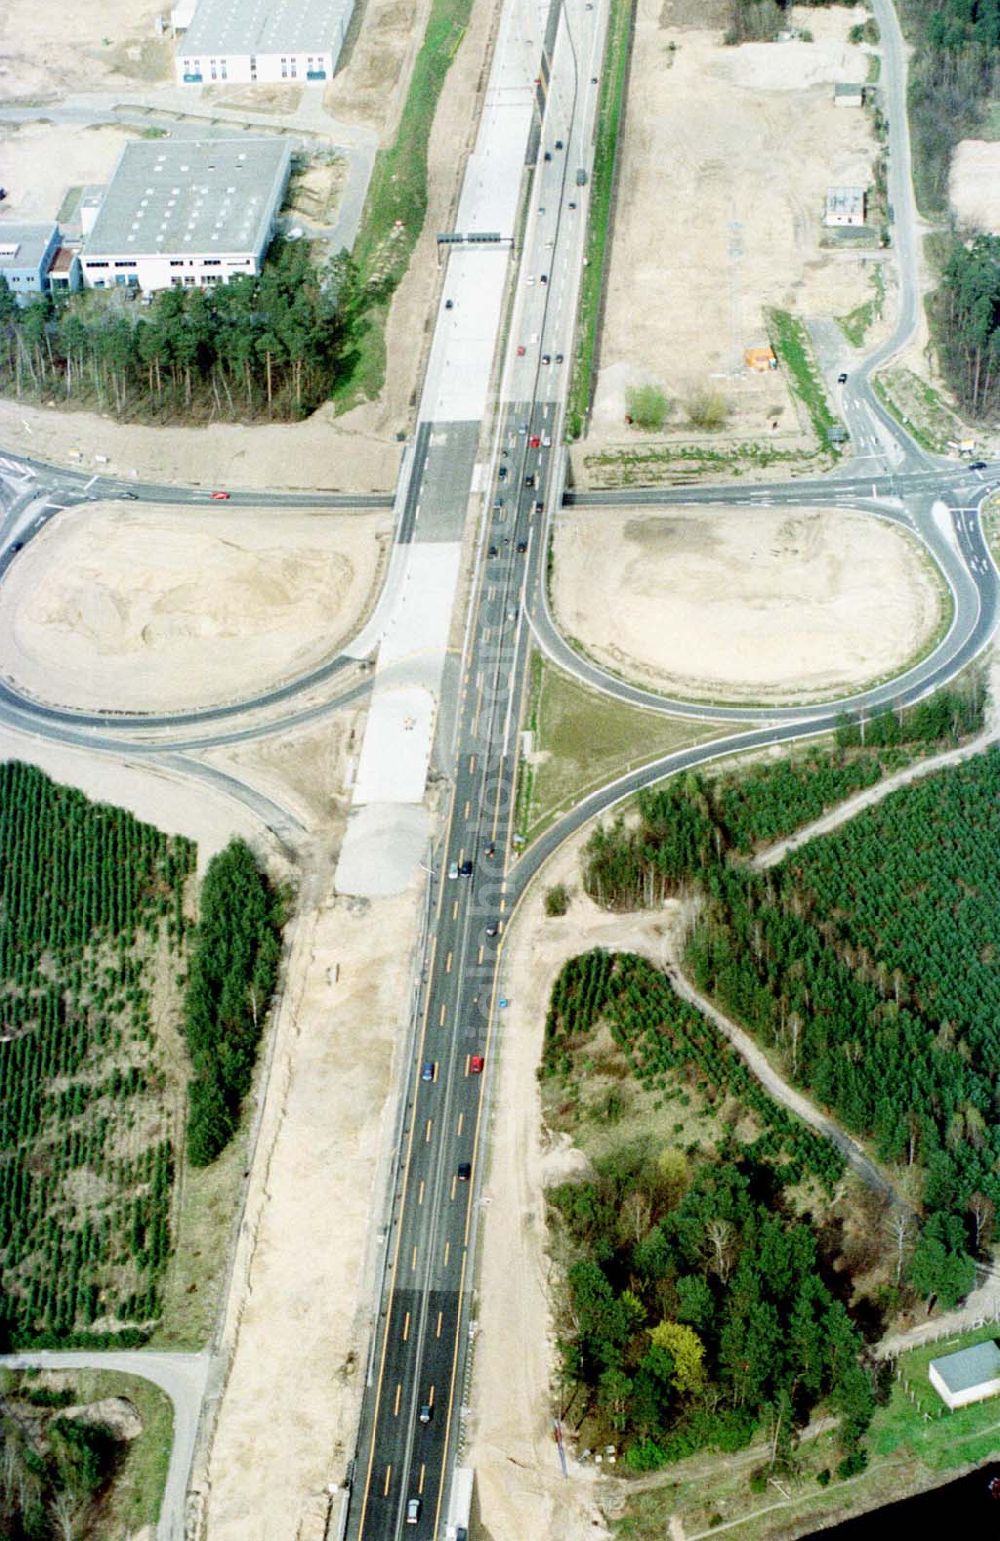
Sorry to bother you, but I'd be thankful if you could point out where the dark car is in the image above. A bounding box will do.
[525,473,535,488]
[970,459,988,470]
[485,922,499,938]
[421,1061,436,1083]
[837,372,848,384]
[118,490,139,500]
[555,139,563,149]
[555,353,564,363]
[458,859,473,877]
[540,273,548,284]
[498,464,508,479]
[457,1162,472,1182]
[419,1402,433,1424]
[483,841,495,857]
[517,540,527,553]
[543,151,552,162]
[488,544,498,557]
[568,200,577,209]
[542,353,551,365]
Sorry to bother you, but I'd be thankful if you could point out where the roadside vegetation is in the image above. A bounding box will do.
[183,839,283,1167]
[580,439,832,486]
[871,363,970,452]
[929,233,1000,419]
[339,0,476,406]
[836,263,886,347]
[514,653,725,843]
[725,0,861,46]
[766,307,841,446]
[0,1366,172,1541]
[0,242,371,423]
[566,0,636,440]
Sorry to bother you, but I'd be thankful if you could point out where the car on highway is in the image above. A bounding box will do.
[516,344,526,356]
[525,275,535,286]
[517,540,528,553]
[540,273,548,284]
[211,490,231,500]
[488,543,498,557]
[525,473,535,488]
[970,460,988,470]
[406,1497,422,1524]
[445,298,454,309]
[118,490,139,500]
[483,841,496,857]
[493,496,504,510]
[421,1061,437,1083]
[554,354,563,365]
[555,139,563,149]
[518,423,528,434]
[542,353,551,364]
[458,858,473,876]
[543,150,552,161]
[529,434,542,447]
[485,922,500,937]
[837,372,848,384]
[568,200,577,209]
[469,1055,485,1075]
[457,1162,472,1182]
[418,1402,433,1424]
[498,464,508,479]
[507,605,518,621]
[448,860,459,879]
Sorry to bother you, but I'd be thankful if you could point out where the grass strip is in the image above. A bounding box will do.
[766,307,841,446]
[336,0,475,405]
[566,0,636,441]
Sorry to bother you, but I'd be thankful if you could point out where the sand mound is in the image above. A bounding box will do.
[949,140,1000,235]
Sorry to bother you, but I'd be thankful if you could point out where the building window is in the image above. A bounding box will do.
[114,260,136,268]
[171,277,183,287]
[203,259,221,266]
[183,275,197,286]
[87,260,109,269]
[169,260,184,267]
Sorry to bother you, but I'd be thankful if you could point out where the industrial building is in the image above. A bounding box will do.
[0,223,61,303]
[928,1341,1000,1412]
[824,187,866,227]
[173,0,355,86]
[79,138,292,294]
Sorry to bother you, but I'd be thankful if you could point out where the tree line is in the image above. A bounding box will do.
[932,232,1000,417]
[0,240,373,422]
[183,840,283,1167]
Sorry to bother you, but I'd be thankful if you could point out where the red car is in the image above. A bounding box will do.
[517,344,526,357]
[211,490,231,500]
[469,1054,485,1075]
[529,435,541,448]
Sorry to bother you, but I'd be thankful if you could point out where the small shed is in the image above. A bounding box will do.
[745,346,777,373]
[835,82,864,108]
[824,187,866,227]
[929,1341,1000,1411]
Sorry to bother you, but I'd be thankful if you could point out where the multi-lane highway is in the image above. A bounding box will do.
[1,0,999,1534]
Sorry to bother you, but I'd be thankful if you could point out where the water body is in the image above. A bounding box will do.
[812,1462,1000,1538]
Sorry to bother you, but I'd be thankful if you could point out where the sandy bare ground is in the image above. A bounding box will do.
[0,0,170,103]
[590,2,878,450]
[551,505,943,703]
[0,502,389,711]
[949,139,1000,235]
[327,0,432,143]
[202,873,423,1541]
[0,121,137,223]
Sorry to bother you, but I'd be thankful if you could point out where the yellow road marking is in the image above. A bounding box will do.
[469,755,477,773]
[383,1465,392,1497]
[443,1240,451,1267]
[478,945,484,964]
[438,1003,446,1026]
[456,1111,464,1136]
[402,1311,410,1342]
[411,1244,417,1272]
[418,1463,426,1495]
[436,1311,443,1338]
[393,1384,401,1417]
[425,1119,433,1143]
[450,1175,457,1200]
[429,1384,436,1407]
[445,951,453,974]
[418,1179,425,1205]
[452,900,459,920]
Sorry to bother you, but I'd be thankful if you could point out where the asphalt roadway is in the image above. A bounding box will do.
[1,0,999,1534]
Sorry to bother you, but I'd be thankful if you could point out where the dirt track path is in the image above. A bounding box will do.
[752,726,1000,871]
[664,959,902,1206]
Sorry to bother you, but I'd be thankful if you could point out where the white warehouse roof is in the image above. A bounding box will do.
[83,139,292,258]
[181,0,354,55]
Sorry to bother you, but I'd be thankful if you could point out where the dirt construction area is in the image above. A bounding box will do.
[552,505,945,703]
[591,1,879,447]
[949,139,1000,235]
[0,503,390,711]
[0,0,170,101]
